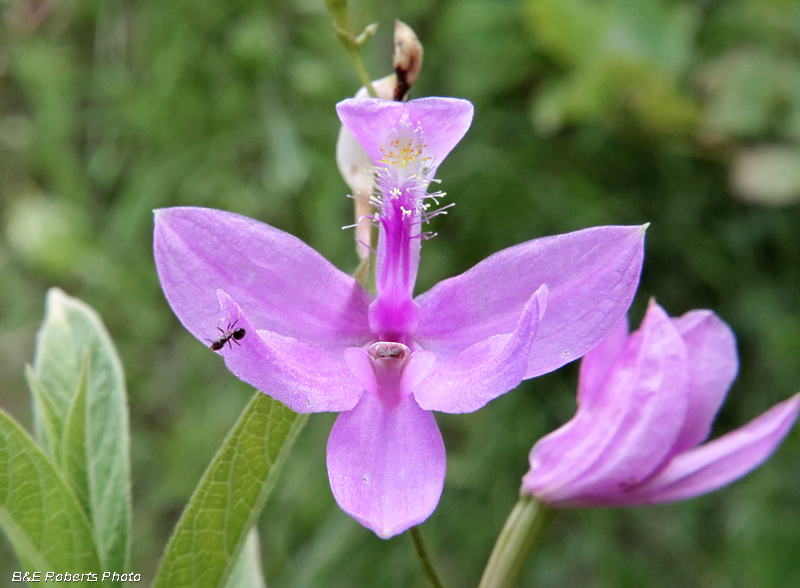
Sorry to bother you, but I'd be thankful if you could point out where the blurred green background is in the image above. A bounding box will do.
[2,0,800,585]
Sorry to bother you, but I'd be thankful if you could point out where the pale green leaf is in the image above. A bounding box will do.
[224,528,267,588]
[24,366,61,459]
[61,349,91,516]
[152,393,308,588]
[29,288,131,574]
[0,407,101,577]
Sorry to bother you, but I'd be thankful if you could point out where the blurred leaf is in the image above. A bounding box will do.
[29,288,131,574]
[526,0,699,134]
[731,145,800,205]
[530,81,569,136]
[262,96,309,196]
[152,393,308,588]
[700,50,778,138]
[11,42,89,204]
[224,529,267,588]
[0,407,101,575]
[440,0,534,101]
[525,0,604,65]
[787,72,800,143]
[4,195,91,279]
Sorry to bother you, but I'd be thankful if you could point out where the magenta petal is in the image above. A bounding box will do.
[336,97,474,171]
[626,394,800,504]
[669,310,739,454]
[342,348,377,396]
[326,392,446,538]
[577,317,629,408]
[216,291,363,413]
[414,285,547,414]
[154,207,373,359]
[415,225,645,377]
[401,351,437,399]
[524,303,690,505]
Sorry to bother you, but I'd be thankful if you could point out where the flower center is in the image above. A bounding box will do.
[343,342,436,411]
[377,115,430,178]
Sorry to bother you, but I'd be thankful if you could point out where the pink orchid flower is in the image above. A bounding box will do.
[154,97,646,537]
[523,300,800,508]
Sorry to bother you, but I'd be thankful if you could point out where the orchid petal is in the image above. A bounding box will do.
[154,207,373,359]
[336,77,397,197]
[669,310,739,454]
[342,348,377,396]
[401,351,437,399]
[336,97,474,173]
[414,285,547,414]
[327,392,446,538]
[577,316,629,408]
[625,394,800,504]
[524,302,689,505]
[216,291,363,413]
[414,225,645,378]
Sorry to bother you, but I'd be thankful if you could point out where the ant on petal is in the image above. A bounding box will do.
[208,320,246,351]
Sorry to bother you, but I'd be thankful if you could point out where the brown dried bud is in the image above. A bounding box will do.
[393,20,423,101]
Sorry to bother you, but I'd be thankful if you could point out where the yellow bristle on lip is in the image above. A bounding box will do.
[379,141,426,169]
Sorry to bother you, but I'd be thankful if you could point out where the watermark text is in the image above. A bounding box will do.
[12,571,142,582]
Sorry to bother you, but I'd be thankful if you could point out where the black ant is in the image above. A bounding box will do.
[208,320,246,351]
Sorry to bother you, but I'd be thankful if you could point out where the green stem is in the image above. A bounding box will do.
[345,43,378,97]
[323,0,378,97]
[478,494,551,588]
[409,525,446,588]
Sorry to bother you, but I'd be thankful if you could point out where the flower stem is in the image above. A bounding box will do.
[323,0,378,97]
[478,494,551,588]
[409,525,446,588]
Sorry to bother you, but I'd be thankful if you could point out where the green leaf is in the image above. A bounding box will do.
[0,407,101,576]
[29,288,131,574]
[61,349,92,516]
[24,366,61,459]
[223,529,266,588]
[153,392,308,588]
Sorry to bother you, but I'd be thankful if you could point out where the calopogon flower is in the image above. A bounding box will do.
[522,300,800,508]
[154,97,647,538]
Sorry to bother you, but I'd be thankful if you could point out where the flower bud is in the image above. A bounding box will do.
[392,21,423,101]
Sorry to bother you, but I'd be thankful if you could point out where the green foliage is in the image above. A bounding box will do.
[28,289,131,575]
[0,408,101,577]
[525,0,800,203]
[152,393,307,588]
[0,289,131,583]
[526,0,699,135]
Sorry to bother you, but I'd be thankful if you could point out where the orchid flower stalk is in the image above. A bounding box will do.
[154,97,646,538]
[523,300,800,507]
